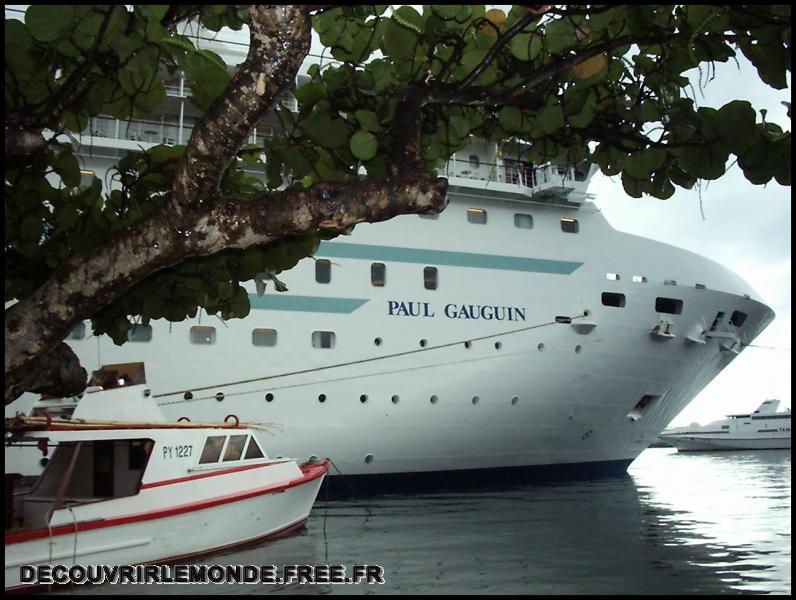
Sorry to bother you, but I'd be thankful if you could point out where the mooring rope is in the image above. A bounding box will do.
[152,314,586,403]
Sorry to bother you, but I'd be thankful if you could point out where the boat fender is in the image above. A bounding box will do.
[225,414,240,427]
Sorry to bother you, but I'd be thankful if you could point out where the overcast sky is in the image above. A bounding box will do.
[591,56,791,426]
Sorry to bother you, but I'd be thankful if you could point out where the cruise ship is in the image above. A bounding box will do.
[4,9,777,486]
[659,399,791,451]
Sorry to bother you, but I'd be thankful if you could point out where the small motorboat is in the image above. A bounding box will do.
[4,364,329,592]
[659,399,791,451]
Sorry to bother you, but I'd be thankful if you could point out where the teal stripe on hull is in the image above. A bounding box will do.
[317,241,582,275]
[248,294,368,313]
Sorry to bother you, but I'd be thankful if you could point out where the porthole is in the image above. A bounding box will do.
[464,341,471,349]
[360,394,368,403]
[472,395,479,405]
[575,345,583,354]
[265,393,274,402]
[391,395,400,404]
[494,342,502,350]
[309,455,318,462]
[318,394,326,403]
[215,392,224,402]
[374,337,382,346]
[420,339,427,347]
[430,395,439,404]
[511,396,519,405]
[537,343,545,351]
[364,454,374,463]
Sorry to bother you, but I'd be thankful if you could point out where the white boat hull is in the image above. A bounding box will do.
[5,463,325,591]
[661,435,790,451]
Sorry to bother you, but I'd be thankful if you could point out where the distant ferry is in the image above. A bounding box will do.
[659,400,791,451]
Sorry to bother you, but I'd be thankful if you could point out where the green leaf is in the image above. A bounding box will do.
[498,106,525,132]
[140,5,169,21]
[677,145,728,180]
[52,151,81,188]
[536,104,565,136]
[715,100,757,155]
[621,172,647,198]
[354,109,382,132]
[303,111,350,149]
[623,148,667,179]
[20,214,43,243]
[25,4,74,42]
[568,90,598,128]
[5,22,36,87]
[383,19,419,60]
[294,82,327,108]
[510,33,542,62]
[350,130,378,161]
[545,19,576,54]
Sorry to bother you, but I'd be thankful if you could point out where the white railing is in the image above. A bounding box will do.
[441,159,578,189]
[81,116,272,147]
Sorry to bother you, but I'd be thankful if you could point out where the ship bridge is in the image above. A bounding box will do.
[440,139,598,208]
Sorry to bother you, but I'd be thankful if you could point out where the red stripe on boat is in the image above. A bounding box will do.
[6,461,328,545]
[139,460,290,489]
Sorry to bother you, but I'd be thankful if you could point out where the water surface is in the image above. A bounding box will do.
[53,448,791,595]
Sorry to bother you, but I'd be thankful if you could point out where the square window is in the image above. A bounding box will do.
[190,326,216,345]
[199,436,226,464]
[424,266,438,290]
[371,262,386,287]
[315,259,331,283]
[127,324,152,342]
[467,208,487,224]
[252,328,277,346]
[223,435,248,461]
[561,218,579,233]
[655,297,683,314]
[514,213,533,229]
[312,330,336,349]
[601,292,626,308]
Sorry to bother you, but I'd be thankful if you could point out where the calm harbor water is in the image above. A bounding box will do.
[53,448,790,595]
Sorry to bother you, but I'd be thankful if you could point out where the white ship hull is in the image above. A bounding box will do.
[661,436,790,451]
[7,188,774,483]
[660,399,790,452]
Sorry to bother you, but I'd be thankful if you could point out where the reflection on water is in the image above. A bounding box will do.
[630,448,791,594]
[53,449,790,595]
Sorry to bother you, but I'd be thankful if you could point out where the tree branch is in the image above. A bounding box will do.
[171,5,311,212]
[4,172,447,404]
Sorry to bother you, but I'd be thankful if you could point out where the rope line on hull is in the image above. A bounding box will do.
[153,315,586,403]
